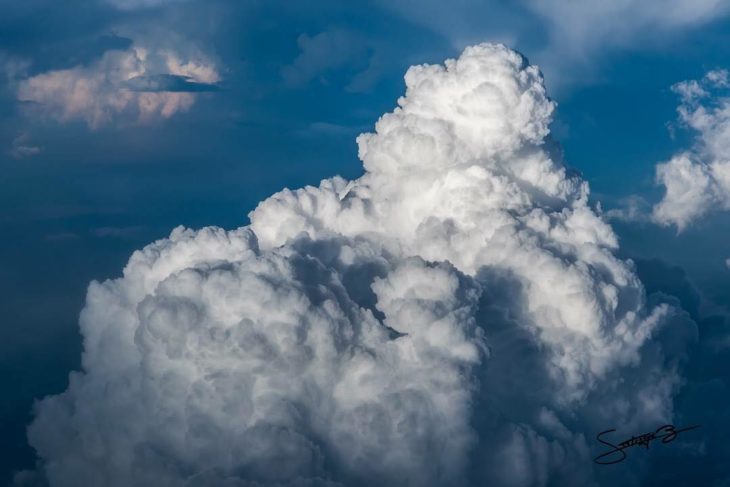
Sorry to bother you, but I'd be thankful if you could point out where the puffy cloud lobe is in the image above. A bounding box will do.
[653,70,730,229]
[16,45,219,129]
[27,228,484,487]
[24,44,693,486]
[356,46,555,174]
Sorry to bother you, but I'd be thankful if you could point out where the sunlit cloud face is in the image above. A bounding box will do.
[653,69,730,230]
[18,43,695,487]
[16,44,220,129]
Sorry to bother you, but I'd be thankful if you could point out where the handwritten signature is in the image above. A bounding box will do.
[593,424,701,465]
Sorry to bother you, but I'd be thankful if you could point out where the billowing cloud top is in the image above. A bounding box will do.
[20,44,693,487]
[653,69,730,230]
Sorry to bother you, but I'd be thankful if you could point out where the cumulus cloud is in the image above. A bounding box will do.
[652,69,730,230]
[21,44,695,486]
[16,44,220,129]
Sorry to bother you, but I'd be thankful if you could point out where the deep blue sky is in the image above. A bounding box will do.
[2,0,730,484]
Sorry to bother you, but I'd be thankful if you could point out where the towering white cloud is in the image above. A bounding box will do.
[17,44,219,129]
[653,69,730,230]
[20,44,694,487]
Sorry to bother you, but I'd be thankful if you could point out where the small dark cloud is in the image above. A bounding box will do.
[43,232,79,242]
[90,225,143,238]
[280,30,375,89]
[123,73,220,92]
[298,121,366,138]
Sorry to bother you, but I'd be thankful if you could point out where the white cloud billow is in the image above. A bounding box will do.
[653,69,730,230]
[21,44,694,486]
[16,44,219,129]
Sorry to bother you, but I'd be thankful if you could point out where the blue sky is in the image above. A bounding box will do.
[2,1,730,485]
